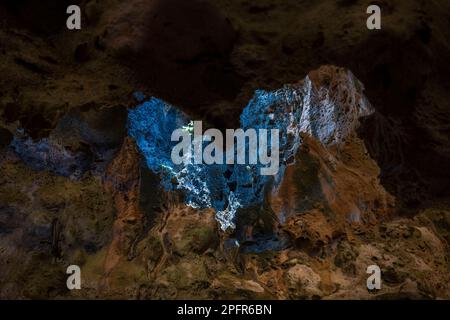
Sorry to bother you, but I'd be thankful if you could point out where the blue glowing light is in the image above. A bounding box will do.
[128,72,372,230]
[127,89,305,230]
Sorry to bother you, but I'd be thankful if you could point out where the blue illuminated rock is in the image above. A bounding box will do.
[128,66,373,230]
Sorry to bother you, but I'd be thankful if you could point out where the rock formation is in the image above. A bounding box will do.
[0,0,449,300]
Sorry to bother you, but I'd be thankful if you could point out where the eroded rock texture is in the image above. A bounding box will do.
[0,0,450,300]
[128,66,373,232]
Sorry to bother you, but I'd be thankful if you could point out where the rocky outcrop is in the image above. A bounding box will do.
[9,104,127,178]
[128,66,375,233]
[274,133,394,238]
[102,137,143,282]
[1,0,450,300]
[0,151,115,299]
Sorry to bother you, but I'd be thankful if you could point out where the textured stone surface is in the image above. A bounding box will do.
[128,66,373,231]
[0,0,450,300]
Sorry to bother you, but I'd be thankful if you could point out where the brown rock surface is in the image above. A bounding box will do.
[103,137,143,282]
[0,0,449,300]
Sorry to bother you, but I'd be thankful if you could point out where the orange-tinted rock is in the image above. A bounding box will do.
[273,134,394,225]
[103,137,143,277]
